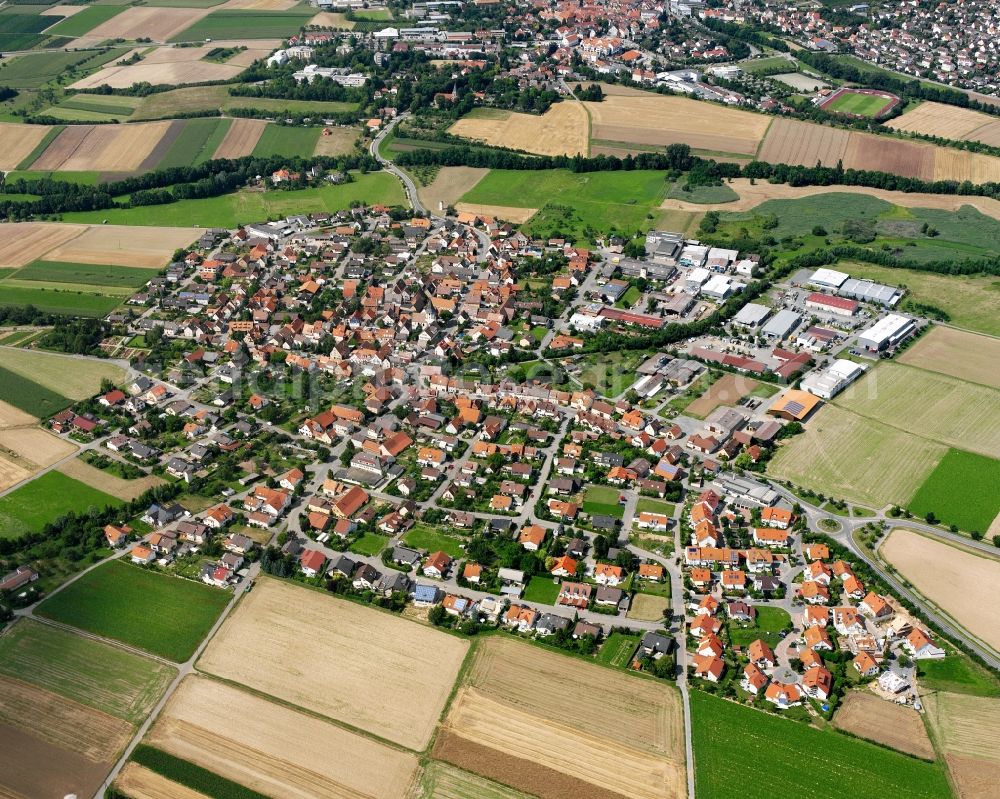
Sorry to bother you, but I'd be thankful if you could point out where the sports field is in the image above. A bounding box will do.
[0,470,121,539]
[820,88,898,117]
[691,691,952,799]
[62,172,406,227]
[768,403,945,508]
[36,560,230,661]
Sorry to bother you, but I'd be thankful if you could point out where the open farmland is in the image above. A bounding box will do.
[0,122,53,171]
[146,675,419,799]
[168,8,315,41]
[30,121,174,172]
[59,455,165,501]
[252,124,321,157]
[0,618,175,724]
[313,125,358,156]
[757,118,852,168]
[898,327,1000,389]
[0,285,122,317]
[933,148,1000,184]
[692,691,952,799]
[844,132,936,179]
[197,578,468,750]
[835,363,1000,459]
[36,559,229,661]
[923,691,1000,799]
[450,103,589,156]
[768,403,945,508]
[115,763,210,799]
[832,691,935,759]
[211,116,268,157]
[0,347,126,399]
[887,102,1000,148]
[13,259,161,289]
[907,449,1000,532]
[71,6,212,43]
[0,365,72,420]
[882,529,1000,650]
[413,761,534,799]
[584,92,771,156]
[435,636,685,799]
[0,425,77,494]
[0,400,44,491]
[0,470,121,538]
[0,223,88,268]
[684,373,762,418]
[44,224,198,267]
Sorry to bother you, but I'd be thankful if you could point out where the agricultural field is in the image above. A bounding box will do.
[70,5,213,43]
[584,91,771,157]
[768,403,946,508]
[43,224,195,268]
[417,165,490,212]
[832,690,935,759]
[835,363,1000,459]
[0,49,131,91]
[29,121,175,172]
[114,762,211,799]
[684,373,762,419]
[196,578,469,750]
[887,102,1000,148]
[907,449,1000,533]
[143,675,419,799]
[59,455,165,501]
[168,8,315,41]
[0,365,73,419]
[0,619,175,725]
[211,116,267,158]
[0,223,85,268]
[36,559,230,661]
[115,84,356,121]
[11,259,161,289]
[691,691,953,799]
[0,285,122,317]
[583,483,624,518]
[898,327,1000,388]
[412,761,535,799]
[155,117,232,168]
[923,692,1000,799]
[0,347,126,399]
[755,117,853,169]
[881,529,1000,651]
[818,88,898,117]
[0,470,121,539]
[435,636,686,799]
[0,419,76,493]
[43,3,126,36]
[449,103,589,157]
[0,122,53,171]
[62,172,405,227]
[917,649,1000,698]
[252,123,321,157]
[932,148,1000,184]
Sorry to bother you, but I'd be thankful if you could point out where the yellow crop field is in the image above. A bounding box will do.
[450,103,589,156]
[757,118,852,167]
[898,327,1000,390]
[933,148,1000,184]
[31,122,174,172]
[887,102,1000,148]
[0,123,53,171]
[45,223,198,268]
[116,763,209,799]
[0,223,88,268]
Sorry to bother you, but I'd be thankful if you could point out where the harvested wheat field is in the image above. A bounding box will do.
[435,637,685,799]
[585,93,770,156]
[0,123,53,171]
[220,0,298,8]
[77,6,211,43]
[0,223,88,268]
[213,117,268,158]
[881,529,1000,652]
[310,11,354,28]
[0,427,76,468]
[757,118,852,168]
[453,203,537,223]
[197,578,468,750]
[0,400,38,430]
[923,690,1000,798]
[845,132,936,180]
[418,166,489,212]
[450,103,589,156]
[148,675,419,799]
[411,761,533,799]
[832,691,935,759]
[933,148,1000,184]
[314,126,358,157]
[945,756,1000,799]
[0,453,32,493]
[40,4,85,15]
[116,763,209,799]
[898,327,1000,390]
[31,122,173,172]
[46,224,198,268]
[685,373,762,418]
[887,102,1000,148]
[59,456,164,501]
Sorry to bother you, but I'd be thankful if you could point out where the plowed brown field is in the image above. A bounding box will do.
[832,691,935,759]
[844,133,936,180]
[213,117,268,158]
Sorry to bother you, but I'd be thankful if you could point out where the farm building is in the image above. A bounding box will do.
[838,278,904,307]
[767,389,822,421]
[858,314,916,351]
[761,309,801,341]
[801,359,867,399]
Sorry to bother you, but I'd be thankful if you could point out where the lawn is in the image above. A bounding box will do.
[596,631,640,667]
[691,691,953,799]
[169,8,315,41]
[44,4,125,36]
[252,124,321,158]
[461,169,670,242]
[13,260,160,289]
[0,471,123,539]
[635,498,675,517]
[0,363,72,417]
[62,173,405,228]
[615,284,642,308]
[728,606,791,648]
[907,448,1000,533]
[0,618,176,724]
[916,645,1000,697]
[824,90,893,117]
[521,575,561,604]
[155,118,230,169]
[664,181,739,204]
[403,524,465,558]
[0,283,123,317]
[36,560,230,662]
[348,532,389,556]
[570,349,646,398]
[583,484,624,519]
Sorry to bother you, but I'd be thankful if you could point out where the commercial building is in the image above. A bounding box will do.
[761,309,801,341]
[805,292,858,317]
[732,302,771,328]
[801,359,867,399]
[838,278,904,307]
[767,389,822,421]
[857,313,915,351]
[809,268,849,290]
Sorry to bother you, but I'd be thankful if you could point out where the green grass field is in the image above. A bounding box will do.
[0,9,52,50]
[728,606,791,648]
[461,169,670,242]
[0,619,176,724]
[0,51,125,89]
[664,181,739,204]
[62,172,405,227]
[907,448,1000,533]
[348,532,389,556]
[739,55,801,74]
[156,118,231,169]
[56,95,141,117]
[521,575,561,604]
[251,124,321,158]
[6,169,102,185]
[169,8,314,41]
[0,283,123,317]
[0,363,71,417]
[43,4,125,36]
[36,560,230,661]
[583,484,624,519]
[596,631,640,667]
[691,691,953,799]
[12,260,160,289]
[635,498,675,517]
[403,524,465,558]
[0,471,123,539]
[916,645,1000,697]
[823,89,894,117]
[122,84,358,121]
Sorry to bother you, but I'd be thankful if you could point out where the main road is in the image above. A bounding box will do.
[369,114,428,216]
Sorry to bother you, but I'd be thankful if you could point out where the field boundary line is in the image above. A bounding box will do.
[755,116,775,159]
[25,611,180,667]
